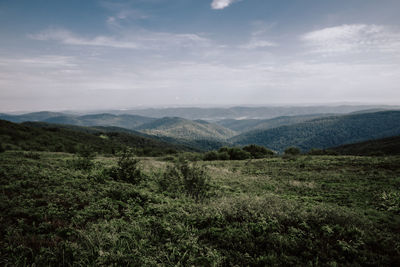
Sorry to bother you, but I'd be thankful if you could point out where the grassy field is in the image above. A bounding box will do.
[1,151,399,266]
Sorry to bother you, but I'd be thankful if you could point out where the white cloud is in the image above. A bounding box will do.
[240,40,276,49]
[0,55,77,68]
[302,24,400,54]
[211,0,240,10]
[29,28,211,50]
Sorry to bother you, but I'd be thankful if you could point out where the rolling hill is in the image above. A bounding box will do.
[328,135,400,156]
[231,111,400,152]
[217,113,334,133]
[22,121,225,152]
[136,117,236,141]
[0,120,193,155]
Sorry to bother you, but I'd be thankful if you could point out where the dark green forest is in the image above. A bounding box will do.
[232,111,400,152]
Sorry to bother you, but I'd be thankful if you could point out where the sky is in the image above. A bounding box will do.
[1,0,400,111]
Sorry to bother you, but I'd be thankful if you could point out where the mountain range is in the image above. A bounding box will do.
[1,107,400,153]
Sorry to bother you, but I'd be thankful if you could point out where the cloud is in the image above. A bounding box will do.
[211,0,240,10]
[240,40,277,49]
[0,55,77,68]
[29,29,140,49]
[29,28,211,50]
[302,24,400,54]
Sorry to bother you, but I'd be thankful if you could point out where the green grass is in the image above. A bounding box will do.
[1,151,399,266]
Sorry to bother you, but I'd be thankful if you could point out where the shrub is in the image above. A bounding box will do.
[178,160,210,202]
[107,148,144,185]
[284,147,301,156]
[68,148,95,171]
[158,164,183,195]
[159,160,210,202]
[217,151,230,160]
[228,147,252,160]
[204,151,219,161]
[242,144,274,159]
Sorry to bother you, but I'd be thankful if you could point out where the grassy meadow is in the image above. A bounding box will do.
[1,151,399,266]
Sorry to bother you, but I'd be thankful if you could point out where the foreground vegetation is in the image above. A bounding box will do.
[1,150,399,266]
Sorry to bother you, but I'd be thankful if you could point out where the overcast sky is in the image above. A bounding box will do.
[1,0,400,111]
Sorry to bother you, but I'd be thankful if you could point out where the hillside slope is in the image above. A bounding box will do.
[136,117,236,140]
[217,113,334,133]
[231,111,400,152]
[0,120,192,155]
[328,135,400,156]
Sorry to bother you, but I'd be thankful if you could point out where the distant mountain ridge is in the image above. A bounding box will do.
[231,111,400,152]
[217,113,335,133]
[136,117,236,141]
[104,105,400,120]
[44,113,156,129]
[2,108,400,153]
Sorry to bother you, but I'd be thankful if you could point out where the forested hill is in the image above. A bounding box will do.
[217,113,334,133]
[328,135,400,156]
[0,120,193,156]
[136,117,236,140]
[231,111,400,152]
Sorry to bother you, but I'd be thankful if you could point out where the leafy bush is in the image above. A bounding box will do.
[203,151,219,161]
[67,149,95,171]
[0,143,5,153]
[158,160,210,201]
[158,164,183,195]
[178,160,210,202]
[107,148,144,184]
[242,144,274,158]
[203,151,230,161]
[284,146,301,155]
[227,147,252,160]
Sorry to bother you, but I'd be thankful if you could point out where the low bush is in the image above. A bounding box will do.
[67,150,95,171]
[106,148,144,185]
[179,160,210,202]
[284,146,301,156]
[158,160,210,202]
[242,144,274,158]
